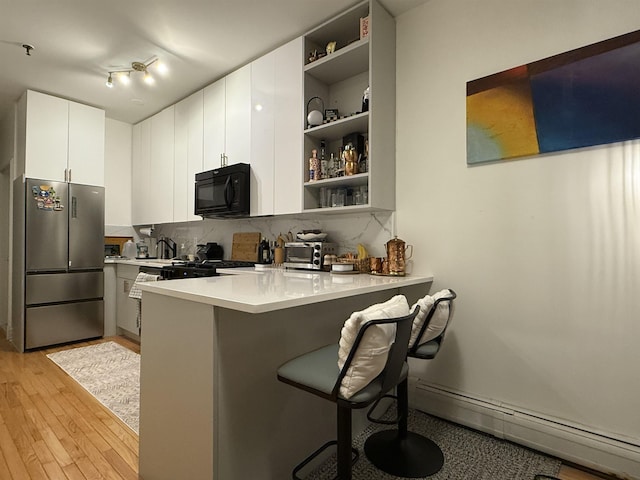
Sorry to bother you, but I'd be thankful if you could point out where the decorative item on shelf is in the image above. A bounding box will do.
[343,132,365,159]
[360,15,370,39]
[105,56,167,88]
[359,139,368,173]
[344,145,359,176]
[306,96,324,128]
[362,85,370,112]
[309,149,321,181]
[307,49,326,64]
[326,41,337,54]
[324,109,339,122]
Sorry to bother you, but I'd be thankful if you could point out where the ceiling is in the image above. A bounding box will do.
[0,0,427,126]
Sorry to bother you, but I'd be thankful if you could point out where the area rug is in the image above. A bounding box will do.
[47,341,140,434]
[308,408,562,480]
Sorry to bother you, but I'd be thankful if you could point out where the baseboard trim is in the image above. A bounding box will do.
[411,381,640,480]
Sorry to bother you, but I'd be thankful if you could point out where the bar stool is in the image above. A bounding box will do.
[277,301,420,480]
[364,289,457,478]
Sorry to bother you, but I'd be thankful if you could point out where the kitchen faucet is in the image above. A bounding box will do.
[156,237,177,259]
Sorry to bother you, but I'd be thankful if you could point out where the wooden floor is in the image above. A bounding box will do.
[0,333,613,480]
[0,334,140,480]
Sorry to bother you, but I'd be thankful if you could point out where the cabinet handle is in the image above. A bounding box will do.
[68,168,72,182]
[64,168,68,182]
[221,153,228,167]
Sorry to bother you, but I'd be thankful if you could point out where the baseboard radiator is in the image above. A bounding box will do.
[411,379,640,480]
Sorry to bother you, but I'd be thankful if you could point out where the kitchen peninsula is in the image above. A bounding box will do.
[137,268,433,480]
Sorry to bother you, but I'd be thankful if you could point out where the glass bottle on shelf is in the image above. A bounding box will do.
[328,153,336,178]
[319,140,328,179]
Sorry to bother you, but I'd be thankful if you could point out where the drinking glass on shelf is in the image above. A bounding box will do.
[320,187,328,208]
[361,185,368,205]
[332,188,345,207]
[354,189,363,205]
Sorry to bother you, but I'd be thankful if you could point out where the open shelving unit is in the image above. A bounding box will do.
[301,0,396,214]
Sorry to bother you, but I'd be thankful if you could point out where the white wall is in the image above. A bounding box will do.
[104,118,132,227]
[397,0,640,447]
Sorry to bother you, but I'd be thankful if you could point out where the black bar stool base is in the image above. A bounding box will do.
[364,430,444,478]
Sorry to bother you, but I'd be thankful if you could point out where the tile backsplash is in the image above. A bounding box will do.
[131,211,396,260]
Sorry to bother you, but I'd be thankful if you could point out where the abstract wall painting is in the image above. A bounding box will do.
[466,29,640,165]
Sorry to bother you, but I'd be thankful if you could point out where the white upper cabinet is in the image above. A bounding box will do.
[129,36,304,222]
[273,37,304,215]
[174,90,204,223]
[203,78,226,170]
[250,37,304,216]
[225,65,252,167]
[250,48,276,217]
[19,90,105,186]
[68,101,105,186]
[131,107,175,226]
[131,118,151,225]
[148,106,175,225]
[203,64,251,170]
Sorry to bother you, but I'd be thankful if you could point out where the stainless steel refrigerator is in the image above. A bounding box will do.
[11,177,105,351]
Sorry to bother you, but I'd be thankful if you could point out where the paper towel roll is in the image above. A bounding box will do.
[140,227,154,237]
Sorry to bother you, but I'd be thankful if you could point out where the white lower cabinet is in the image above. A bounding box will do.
[116,264,140,338]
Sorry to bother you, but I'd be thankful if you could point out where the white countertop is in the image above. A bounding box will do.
[104,258,176,268]
[138,267,433,314]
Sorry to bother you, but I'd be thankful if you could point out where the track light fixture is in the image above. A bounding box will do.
[105,57,166,88]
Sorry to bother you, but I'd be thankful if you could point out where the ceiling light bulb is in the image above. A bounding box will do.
[106,74,113,88]
[118,72,130,85]
[144,70,154,84]
[155,61,168,75]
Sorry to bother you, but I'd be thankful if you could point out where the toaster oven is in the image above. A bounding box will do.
[283,242,337,270]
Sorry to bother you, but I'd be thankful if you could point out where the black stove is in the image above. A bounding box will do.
[161,259,255,279]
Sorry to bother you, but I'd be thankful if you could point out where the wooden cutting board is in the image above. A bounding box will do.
[231,232,261,262]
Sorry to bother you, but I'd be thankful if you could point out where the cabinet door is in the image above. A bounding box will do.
[149,106,175,224]
[203,78,226,170]
[116,276,139,335]
[24,90,68,182]
[68,101,105,186]
[274,38,303,215]
[131,119,151,225]
[250,51,275,216]
[174,90,204,222]
[224,64,251,166]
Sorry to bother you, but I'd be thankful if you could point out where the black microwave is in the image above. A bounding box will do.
[194,163,250,218]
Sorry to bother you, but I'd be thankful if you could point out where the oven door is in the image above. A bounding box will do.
[284,243,313,264]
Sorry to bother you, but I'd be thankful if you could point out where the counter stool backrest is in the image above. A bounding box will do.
[335,305,420,405]
[409,289,457,359]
